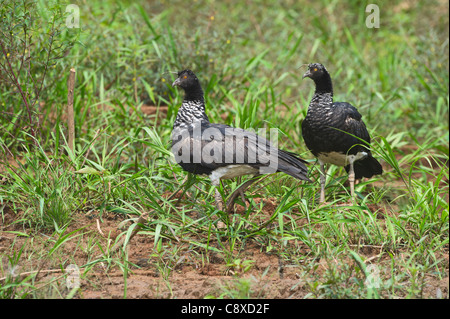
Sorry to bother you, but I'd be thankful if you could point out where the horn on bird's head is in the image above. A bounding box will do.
[297,64,309,70]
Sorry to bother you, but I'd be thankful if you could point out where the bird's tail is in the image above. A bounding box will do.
[346,155,383,180]
[277,150,312,182]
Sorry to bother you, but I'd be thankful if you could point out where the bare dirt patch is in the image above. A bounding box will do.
[1,145,448,299]
[2,199,448,299]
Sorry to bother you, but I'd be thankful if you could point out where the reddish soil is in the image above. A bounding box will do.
[0,140,448,299]
[0,201,313,299]
[1,195,448,299]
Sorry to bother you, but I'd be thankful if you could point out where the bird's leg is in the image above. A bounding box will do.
[348,160,356,201]
[319,161,326,203]
[215,189,224,211]
[226,175,263,213]
[211,179,224,211]
[239,189,247,206]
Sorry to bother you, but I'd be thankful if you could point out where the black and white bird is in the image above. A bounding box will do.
[171,69,311,211]
[301,63,382,203]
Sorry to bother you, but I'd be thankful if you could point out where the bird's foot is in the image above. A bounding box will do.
[225,175,262,213]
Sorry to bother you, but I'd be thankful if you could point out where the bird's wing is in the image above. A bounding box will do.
[333,102,371,146]
[171,122,259,169]
[172,122,309,179]
[206,123,309,180]
[206,123,275,166]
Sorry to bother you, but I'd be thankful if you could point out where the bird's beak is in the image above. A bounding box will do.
[297,64,309,79]
[172,77,181,87]
[302,69,311,79]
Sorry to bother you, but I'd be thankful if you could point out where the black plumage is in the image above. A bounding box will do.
[301,63,382,202]
[171,69,311,211]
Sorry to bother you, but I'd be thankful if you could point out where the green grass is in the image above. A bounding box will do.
[0,0,448,299]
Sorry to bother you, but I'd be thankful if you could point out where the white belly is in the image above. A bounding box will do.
[318,151,368,166]
[210,165,259,181]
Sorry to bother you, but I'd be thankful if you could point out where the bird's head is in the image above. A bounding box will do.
[302,63,328,81]
[172,69,204,101]
[172,69,200,90]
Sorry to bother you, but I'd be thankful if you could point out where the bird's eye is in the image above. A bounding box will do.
[313,68,318,72]
[183,75,187,79]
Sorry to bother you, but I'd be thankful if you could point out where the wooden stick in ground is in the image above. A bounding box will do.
[67,68,76,153]
[0,269,63,282]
